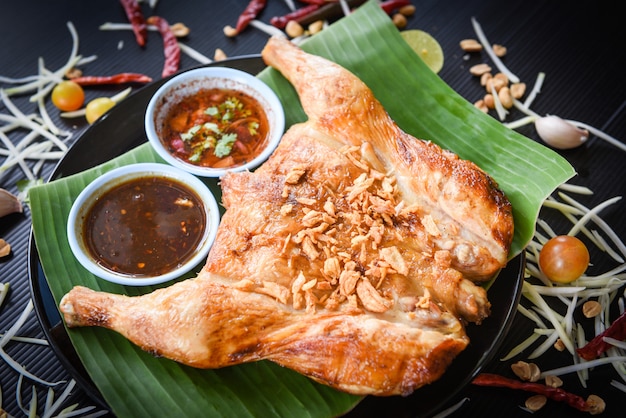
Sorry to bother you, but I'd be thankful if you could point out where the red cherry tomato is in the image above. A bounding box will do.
[539,235,589,283]
[51,81,85,111]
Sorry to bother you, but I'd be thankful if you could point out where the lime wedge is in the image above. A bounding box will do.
[400,29,444,73]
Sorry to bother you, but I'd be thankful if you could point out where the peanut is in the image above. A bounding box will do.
[511,360,541,382]
[554,338,566,351]
[213,48,227,61]
[392,13,407,29]
[544,375,563,388]
[510,82,526,99]
[308,20,324,34]
[525,395,547,412]
[474,99,489,113]
[170,22,190,38]
[223,25,238,37]
[399,5,416,16]
[483,94,495,109]
[460,38,483,52]
[486,76,507,93]
[492,43,507,57]
[586,395,606,415]
[582,300,602,318]
[0,239,10,257]
[480,72,492,86]
[493,72,509,85]
[285,20,304,38]
[498,86,513,109]
[470,63,492,76]
[65,67,82,79]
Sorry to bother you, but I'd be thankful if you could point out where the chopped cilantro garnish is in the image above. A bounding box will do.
[248,121,259,136]
[175,93,261,163]
[181,125,201,141]
[214,133,237,158]
[224,98,239,109]
[202,122,220,134]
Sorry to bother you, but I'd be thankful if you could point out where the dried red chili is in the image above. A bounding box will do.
[119,0,147,47]
[269,0,404,29]
[71,73,152,86]
[293,0,367,27]
[146,16,180,78]
[472,373,590,412]
[270,4,321,29]
[577,310,626,360]
[380,0,411,14]
[298,0,329,4]
[235,0,268,34]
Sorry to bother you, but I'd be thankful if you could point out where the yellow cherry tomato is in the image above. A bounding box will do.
[539,235,590,283]
[51,81,85,111]
[85,97,115,124]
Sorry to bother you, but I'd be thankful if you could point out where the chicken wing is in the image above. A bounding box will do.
[60,36,514,397]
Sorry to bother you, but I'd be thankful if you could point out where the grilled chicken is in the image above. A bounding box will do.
[60,36,514,396]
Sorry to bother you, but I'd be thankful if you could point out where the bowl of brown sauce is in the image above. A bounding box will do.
[67,163,220,286]
[145,67,285,177]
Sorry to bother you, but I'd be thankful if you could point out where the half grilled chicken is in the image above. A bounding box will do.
[60,36,513,396]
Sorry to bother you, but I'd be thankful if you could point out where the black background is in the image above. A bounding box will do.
[1,1,625,417]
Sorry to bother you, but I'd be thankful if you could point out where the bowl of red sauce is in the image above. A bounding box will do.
[67,163,220,286]
[145,67,285,177]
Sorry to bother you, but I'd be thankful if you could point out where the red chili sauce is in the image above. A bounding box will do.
[83,176,206,277]
[162,88,269,168]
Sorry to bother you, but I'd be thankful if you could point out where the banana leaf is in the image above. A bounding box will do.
[29,1,574,417]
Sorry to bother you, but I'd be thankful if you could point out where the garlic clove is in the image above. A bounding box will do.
[534,115,589,150]
[0,188,23,218]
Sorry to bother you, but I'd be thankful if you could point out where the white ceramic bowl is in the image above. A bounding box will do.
[67,163,220,286]
[145,67,285,177]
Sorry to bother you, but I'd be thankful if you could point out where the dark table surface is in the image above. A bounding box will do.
[1,1,625,417]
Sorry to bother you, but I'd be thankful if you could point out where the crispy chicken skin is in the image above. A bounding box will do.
[60,37,514,397]
[260,37,513,280]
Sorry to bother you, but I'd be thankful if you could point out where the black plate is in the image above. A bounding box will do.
[29,56,524,417]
